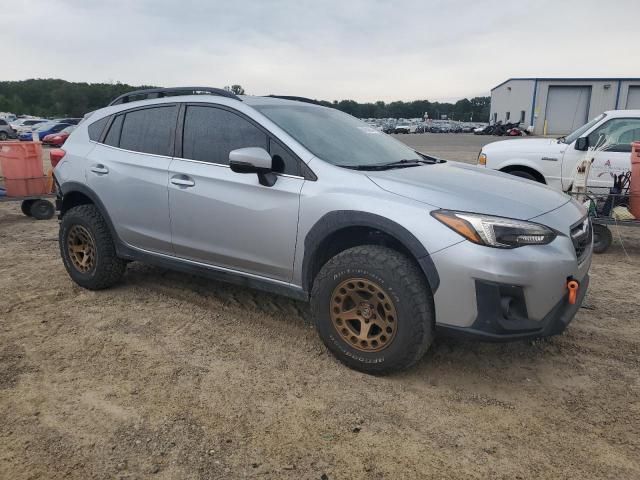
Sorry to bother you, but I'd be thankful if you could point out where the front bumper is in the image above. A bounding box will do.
[436,274,589,341]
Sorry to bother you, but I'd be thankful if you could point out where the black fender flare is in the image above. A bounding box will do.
[301,210,440,294]
[59,181,122,248]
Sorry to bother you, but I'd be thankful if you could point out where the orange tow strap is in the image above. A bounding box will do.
[567,280,579,305]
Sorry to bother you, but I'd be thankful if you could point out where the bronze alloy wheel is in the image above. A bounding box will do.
[330,278,398,352]
[67,225,96,273]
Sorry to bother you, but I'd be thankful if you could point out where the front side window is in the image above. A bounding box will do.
[119,105,178,156]
[182,106,268,166]
[587,118,640,152]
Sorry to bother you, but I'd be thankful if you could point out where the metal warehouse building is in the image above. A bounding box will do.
[490,77,640,135]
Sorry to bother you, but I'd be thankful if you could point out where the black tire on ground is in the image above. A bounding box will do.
[0,132,8,141]
[310,245,435,374]
[506,169,539,182]
[21,199,36,217]
[592,224,613,254]
[29,199,55,220]
[59,204,126,290]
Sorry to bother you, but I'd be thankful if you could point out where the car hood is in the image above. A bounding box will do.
[483,137,565,154]
[366,161,570,220]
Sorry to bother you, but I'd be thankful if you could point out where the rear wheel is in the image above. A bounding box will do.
[592,224,612,254]
[59,204,126,289]
[0,131,8,141]
[311,245,434,374]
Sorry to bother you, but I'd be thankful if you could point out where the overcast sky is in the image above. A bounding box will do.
[3,0,639,102]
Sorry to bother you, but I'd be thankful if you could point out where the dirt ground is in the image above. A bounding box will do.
[1,136,639,479]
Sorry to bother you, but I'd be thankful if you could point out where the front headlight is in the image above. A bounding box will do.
[431,210,557,248]
[477,152,487,166]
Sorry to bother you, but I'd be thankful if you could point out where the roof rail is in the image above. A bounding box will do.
[266,95,323,106]
[108,87,242,106]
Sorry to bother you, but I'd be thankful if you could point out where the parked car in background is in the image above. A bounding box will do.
[54,118,82,125]
[19,121,72,141]
[54,87,592,374]
[43,125,76,147]
[394,124,412,134]
[11,118,47,135]
[479,110,640,191]
[0,118,17,140]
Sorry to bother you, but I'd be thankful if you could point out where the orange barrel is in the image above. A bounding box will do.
[631,142,640,219]
[0,141,45,197]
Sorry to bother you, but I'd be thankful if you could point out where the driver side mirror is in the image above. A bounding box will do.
[229,147,277,187]
[575,137,589,151]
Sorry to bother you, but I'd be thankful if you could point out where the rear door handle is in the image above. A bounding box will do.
[170,175,195,187]
[90,164,109,175]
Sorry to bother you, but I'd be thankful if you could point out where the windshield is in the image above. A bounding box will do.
[253,104,422,167]
[563,113,606,144]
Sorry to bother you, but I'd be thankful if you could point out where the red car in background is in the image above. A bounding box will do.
[42,125,75,147]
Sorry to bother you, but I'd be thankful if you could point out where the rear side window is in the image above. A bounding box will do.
[104,115,123,147]
[88,116,109,141]
[119,106,178,156]
[182,106,267,165]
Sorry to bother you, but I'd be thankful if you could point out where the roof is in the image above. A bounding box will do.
[491,77,640,91]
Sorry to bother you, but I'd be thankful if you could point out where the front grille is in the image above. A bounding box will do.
[570,217,592,264]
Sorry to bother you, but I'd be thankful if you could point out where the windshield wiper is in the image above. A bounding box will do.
[341,159,429,171]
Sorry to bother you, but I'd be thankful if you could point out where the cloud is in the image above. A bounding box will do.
[2,0,639,101]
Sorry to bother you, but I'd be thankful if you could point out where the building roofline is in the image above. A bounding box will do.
[491,77,640,91]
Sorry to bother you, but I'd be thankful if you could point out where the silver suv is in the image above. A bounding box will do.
[0,118,17,140]
[54,87,592,374]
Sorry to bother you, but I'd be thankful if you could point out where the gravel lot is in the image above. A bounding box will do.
[1,134,639,479]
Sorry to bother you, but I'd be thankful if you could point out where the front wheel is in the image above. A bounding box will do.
[506,169,539,182]
[311,245,434,374]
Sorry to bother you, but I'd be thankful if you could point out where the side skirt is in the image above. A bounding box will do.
[116,242,308,302]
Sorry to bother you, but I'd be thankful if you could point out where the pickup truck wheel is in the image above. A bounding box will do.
[311,245,434,374]
[506,169,538,182]
[592,224,612,254]
[59,204,126,290]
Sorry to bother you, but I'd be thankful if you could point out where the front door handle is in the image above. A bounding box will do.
[90,164,109,174]
[170,175,195,187]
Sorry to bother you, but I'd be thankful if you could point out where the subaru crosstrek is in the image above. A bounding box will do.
[53,87,592,374]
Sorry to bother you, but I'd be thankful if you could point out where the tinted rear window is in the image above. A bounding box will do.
[119,106,178,156]
[88,116,109,141]
[104,115,123,147]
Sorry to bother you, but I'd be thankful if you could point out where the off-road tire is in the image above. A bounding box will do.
[20,199,35,217]
[29,199,54,220]
[592,224,612,254]
[311,245,435,374]
[59,204,126,290]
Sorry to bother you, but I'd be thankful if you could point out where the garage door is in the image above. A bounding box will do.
[544,86,591,135]
[625,86,640,109]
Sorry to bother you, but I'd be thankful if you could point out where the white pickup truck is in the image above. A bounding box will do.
[478,110,640,191]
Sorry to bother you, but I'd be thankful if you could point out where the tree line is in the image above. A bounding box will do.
[0,79,490,121]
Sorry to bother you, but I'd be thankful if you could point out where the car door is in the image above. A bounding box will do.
[168,104,304,283]
[86,105,178,254]
[586,118,640,189]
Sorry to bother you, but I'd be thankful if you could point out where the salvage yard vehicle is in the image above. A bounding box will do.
[53,87,592,374]
[478,110,640,190]
[0,118,17,140]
